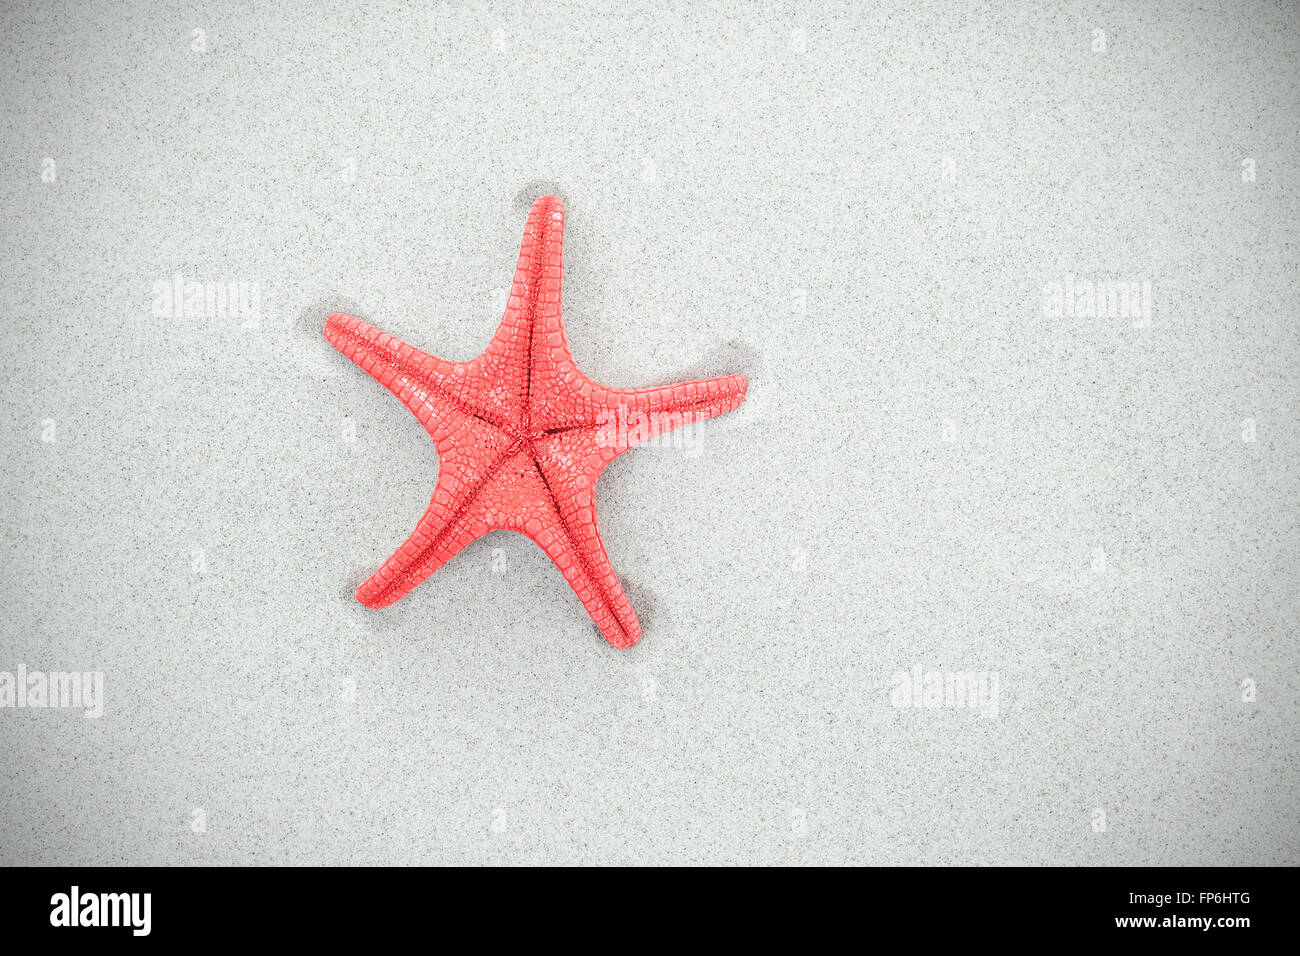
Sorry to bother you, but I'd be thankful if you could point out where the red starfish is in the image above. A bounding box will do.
[324,196,747,648]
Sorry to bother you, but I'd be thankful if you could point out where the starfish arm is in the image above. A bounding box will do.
[525,503,641,649]
[523,441,641,648]
[596,373,749,453]
[368,439,643,648]
[356,438,522,608]
[514,195,749,440]
[535,372,749,456]
[323,313,516,431]
[452,195,567,431]
[356,493,493,609]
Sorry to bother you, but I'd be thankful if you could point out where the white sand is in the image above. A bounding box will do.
[0,0,1296,864]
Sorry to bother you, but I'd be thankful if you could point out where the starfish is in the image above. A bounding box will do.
[324,196,747,648]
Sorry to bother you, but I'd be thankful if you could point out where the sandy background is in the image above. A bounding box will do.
[1,0,1296,865]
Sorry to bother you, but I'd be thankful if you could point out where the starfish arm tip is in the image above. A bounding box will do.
[703,372,748,417]
[354,581,391,609]
[607,624,642,650]
[323,311,354,341]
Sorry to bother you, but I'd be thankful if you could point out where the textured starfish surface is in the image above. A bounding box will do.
[324,196,747,648]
